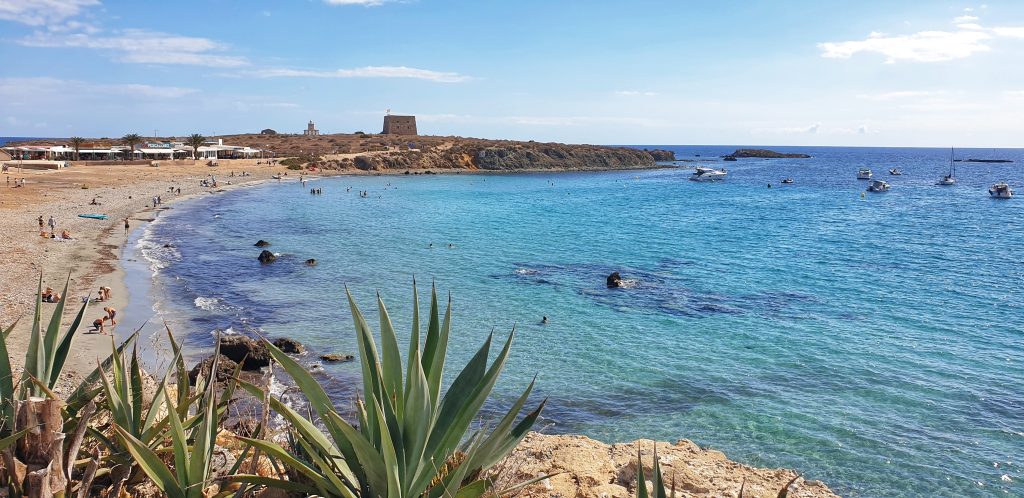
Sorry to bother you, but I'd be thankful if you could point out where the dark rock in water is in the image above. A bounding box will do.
[188,354,238,385]
[959,158,1013,163]
[728,149,811,159]
[320,353,355,362]
[258,250,276,263]
[219,336,272,370]
[272,337,305,354]
[607,272,623,288]
[305,258,317,266]
[723,156,738,161]
[254,240,271,247]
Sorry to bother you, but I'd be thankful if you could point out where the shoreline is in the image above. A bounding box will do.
[0,160,837,497]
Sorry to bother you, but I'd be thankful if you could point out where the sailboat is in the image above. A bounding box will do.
[937,147,956,185]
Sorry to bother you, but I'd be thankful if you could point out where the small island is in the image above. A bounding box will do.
[954,158,1014,163]
[726,148,812,159]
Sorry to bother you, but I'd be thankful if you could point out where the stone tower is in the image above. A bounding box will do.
[382,115,417,135]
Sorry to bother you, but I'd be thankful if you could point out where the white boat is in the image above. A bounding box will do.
[857,168,872,180]
[937,148,956,185]
[867,180,890,192]
[781,178,794,184]
[889,168,903,176]
[690,166,727,182]
[989,182,1013,198]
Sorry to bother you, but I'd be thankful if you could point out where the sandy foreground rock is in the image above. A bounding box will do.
[496,433,838,498]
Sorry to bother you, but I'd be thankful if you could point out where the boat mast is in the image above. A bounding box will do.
[949,147,955,177]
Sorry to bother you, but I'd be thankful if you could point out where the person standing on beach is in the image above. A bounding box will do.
[38,216,44,230]
[103,306,117,325]
[123,217,130,235]
[47,215,56,234]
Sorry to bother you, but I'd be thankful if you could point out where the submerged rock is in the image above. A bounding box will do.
[254,239,271,247]
[320,353,355,362]
[258,250,276,263]
[188,354,239,385]
[219,336,272,370]
[606,272,623,288]
[305,258,317,266]
[272,337,305,354]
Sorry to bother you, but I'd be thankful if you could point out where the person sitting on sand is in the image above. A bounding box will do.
[103,306,117,325]
[97,288,106,302]
[42,287,61,303]
[60,229,71,239]
[90,197,99,205]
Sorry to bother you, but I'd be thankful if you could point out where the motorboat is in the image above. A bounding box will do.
[989,182,1013,198]
[781,178,794,184]
[857,168,872,180]
[866,180,890,192]
[938,147,956,185]
[690,166,727,181]
[889,168,903,176]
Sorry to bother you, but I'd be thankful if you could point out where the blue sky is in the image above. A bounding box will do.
[2,0,1023,146]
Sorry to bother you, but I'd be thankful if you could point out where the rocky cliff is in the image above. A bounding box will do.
[498,433,839,498]
[339,141,672,172]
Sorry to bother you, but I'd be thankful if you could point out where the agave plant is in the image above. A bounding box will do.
[635,446,674,498]
[113,345,230,498]
[0,274,88,434]
[234,282,545,497]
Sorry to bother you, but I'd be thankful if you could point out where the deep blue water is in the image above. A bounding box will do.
[129,146,1023,497]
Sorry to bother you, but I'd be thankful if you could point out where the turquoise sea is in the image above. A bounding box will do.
[124,146,1023,497]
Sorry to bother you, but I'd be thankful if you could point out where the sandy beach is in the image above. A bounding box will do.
[0,159,310,394]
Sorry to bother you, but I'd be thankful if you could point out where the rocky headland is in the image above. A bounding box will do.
[727,149,811,159]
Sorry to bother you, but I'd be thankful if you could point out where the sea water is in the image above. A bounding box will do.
[126,146,1024,497]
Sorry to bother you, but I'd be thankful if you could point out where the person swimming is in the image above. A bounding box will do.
[541,316,548,324]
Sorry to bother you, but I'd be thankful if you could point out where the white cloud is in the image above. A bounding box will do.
[247,66,470,83]
[615,90,659,96]
[0,77,197,101]
[19,29,249,67]
[0,0,98,26]
[992,26,1024,38]
[820,13,1024,63]
[753,122,824,135]
[858,124,869,134]
[819,30,991,63]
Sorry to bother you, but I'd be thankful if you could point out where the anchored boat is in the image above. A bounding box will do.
[989,182,1013,198]
[857,168,873,180]
[866,180,890,193]
[690,167,727,182]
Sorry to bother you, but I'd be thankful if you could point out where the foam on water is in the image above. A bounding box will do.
[131,145,1024,497]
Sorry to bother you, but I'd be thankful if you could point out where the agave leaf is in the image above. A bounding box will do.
[0,320,19,432]
[260,340,350,447]
[292,433,354,496]
[225,475,315,494]
[426,431,486,498]
[0,428,29,451]
[425,333,491,455]
[401,347,432,482]
[23,275,44,396]
[114,424,186,498]
[236,437,344,496]
[129,347,144,430]
[48,297,88,387]
[452,479,488,498]
[406,278,421,400]
[652,446,667,498]
[164,390,189,490]
[325,410,389,495]
[65,329,140,413]
[346,287,384,444]
[377,294,404,415]
[461,378,543,473]
[42,273,76,386]
[372,398,402,497]
[636,447,649,498]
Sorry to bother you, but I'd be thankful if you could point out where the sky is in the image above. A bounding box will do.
[1,0,1024,147]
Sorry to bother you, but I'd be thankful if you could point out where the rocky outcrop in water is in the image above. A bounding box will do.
[320,353,354,362]
[607,272,623,288]
[728,149,811,159]
[219,336,272,371]
[644,149,676,161]
[257,250,276,263]
[254,240,270,247]
[502,433,838,498]
[272,337,305,354]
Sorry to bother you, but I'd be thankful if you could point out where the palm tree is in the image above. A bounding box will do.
[121,133,142,160]
[185,133,205,160]
[68,136,85,161]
